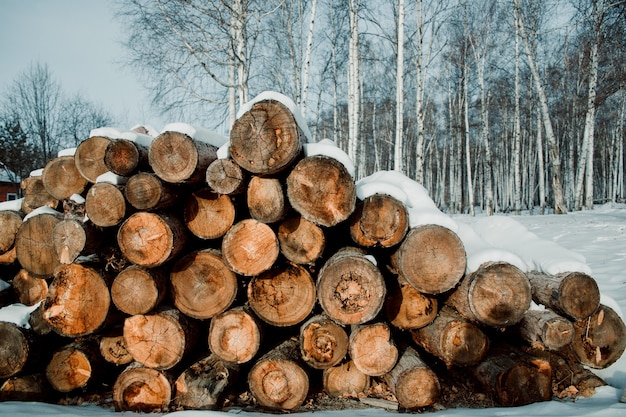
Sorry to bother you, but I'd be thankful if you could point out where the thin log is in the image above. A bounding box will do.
[149,131,218,184]
[113,362,172,412]
[104,138,150,177]
[349,194,408,248]
[11,268,48,306]
[230,99,304,175]
[247,338,309,411]
[15,211,62,277]
[385,273,438,330]
[170,249,238,320]
[299,314,349,370]
[52,218,100,264]
[99,329,134,366]
[42,155,88,200]
[74,135,112,183]
[247,176,289,224]
[514,309,575,351]
[391,224,466,295]
[20,176,58,215]
[286,155,356,227]
[527,271,601,320]
[322,360,370,398]
[221,218,279,277]
[446,261,531,328]
[208,307,262,364]
[0,210,23,254]
[277,215,325,265]
[183,188,235,240]
[205,158,247,195]
[349,322,398,377]
[111,265,168,315]
[85,182,127,227]
[247,261,316,327]
[125,172,180,211]
[0,374,55,402]
[45,338,107,393]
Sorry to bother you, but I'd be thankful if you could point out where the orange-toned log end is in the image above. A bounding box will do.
[113,365,172,412]
[221,219,279,277]
[209,308,261,364]
[349,193,408,248]
[300,315,349,370]
[248,359,309,411]
[383,347,440,410]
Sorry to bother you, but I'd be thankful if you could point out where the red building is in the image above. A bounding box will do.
[0,162,20,202]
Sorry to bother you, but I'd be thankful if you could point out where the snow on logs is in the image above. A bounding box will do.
[0,91,624,413]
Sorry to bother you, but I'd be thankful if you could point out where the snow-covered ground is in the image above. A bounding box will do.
[1,202,625,416]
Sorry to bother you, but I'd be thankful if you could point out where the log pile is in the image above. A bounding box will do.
[0,96,625,413]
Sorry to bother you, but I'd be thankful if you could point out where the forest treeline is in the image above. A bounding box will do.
[1,0,624,214]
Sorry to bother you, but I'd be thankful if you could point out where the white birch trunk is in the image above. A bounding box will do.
[514,10,522,214]
[537,107,546,214]
[394,0,405,173]
[348,0,360,166]
[463,60,475,216]
[301,0,317,118]
[414,0,425,183]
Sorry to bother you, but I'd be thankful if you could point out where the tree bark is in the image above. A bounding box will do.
[514,308,574,351]
[221,218,279,276]
[111,265,168,315]
[569,304,626,369]
[124,172,180,211]
[20,176,58,215]
[230,100,304,175]
[349,322,398,377]
[382,346,440,410]
[117,212,188,268]
[11,268,48,306]
[322,360,370,398]
[74,135,112,183]
[205,158,247,195]
[52,218,100,264]
[247,338,309,411]
[183,188,235,240]
[170,249,238,320]
[349,194,408,248]
[123,307,196,370]
[391,224,466,295]
[277,215,325,265]
[85,182,128,227]
[15,211,62,277]
[527,271,600,320]
[446,261,531,328]
[113,362,172,412]
[41,263,111,337]
[247,176,289,224]
[411,306,489,367]
[174,353,239,410]
[299,314,349,370]
[287,155,357,227]
[316,248,386,325]
[42,155,88,200]
[247,261,316,327]
[104,138,150,177]
[149,131,217,184]
[208,307,262,364]
[385,273,438,330]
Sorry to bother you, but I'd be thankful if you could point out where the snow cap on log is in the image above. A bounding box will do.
[161,122,228,148]
[304,138,356,178]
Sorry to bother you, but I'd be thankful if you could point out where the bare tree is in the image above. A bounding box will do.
[347,0,360,172]
[59,94,116,148]
[394,0,405,173]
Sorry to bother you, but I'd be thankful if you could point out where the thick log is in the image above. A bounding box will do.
[316,248,386,325]
[15,211,62,277]
[527,271,600,320]
[99,330,134,366]
[111,265,168,315]
[45,339,108,393]
[411,306,489,367]
[85,182,127,227]
[349,322,398,377]
[123,307,196,370]
[569,304,626,369]
[247,261,316,327]
[42,155,88,200]
[247,338,309,411]
[247,176,289,224]
[0,210,23,254]
[20,176,58,215]
[322,360,370,398]
[52,218,100,264]
[149,131,218,184]
[221,218,279,277]
[12,268,48,306]
[0,322,37,379]
[471,347,552,407]
[174,353,239,410]
[286,155,356,227]
[117,212,188,268]
[514,309,574,351]
[385,273,438,330]
[113,362,172,412]
[208,307,262,364]
[170,249,237,320]
[125,172,179,211]
[299,314,349,370]
[0,373,54,402]
[349,194,408,248]
[277,215,325,265]
[104,138,150,177]
[446,261,531,328]
[41,263,111,337]
[205,158,247,195]
[74,135,112,183]
[183,188,235,240]
[230,99,304,175]
[391,224,466,295]
[382,346,440,409]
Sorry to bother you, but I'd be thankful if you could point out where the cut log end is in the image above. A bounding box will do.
[300,315,349,370]
[113,365,172,412]
[74,136,112,183]
[221,219,279,277]
[248,358,309,411]
[208,308,261,364]
[349,323,398,377]
[277,215,325,265]
[349,194,408,248]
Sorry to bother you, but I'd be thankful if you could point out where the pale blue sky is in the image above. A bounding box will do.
[0,0,167,130]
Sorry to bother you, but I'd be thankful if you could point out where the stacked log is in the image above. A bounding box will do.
[0,99,624,414]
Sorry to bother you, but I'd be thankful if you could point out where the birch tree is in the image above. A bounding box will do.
[394,0,405,172]
[347,0,361,169]
[513,2,522,214]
